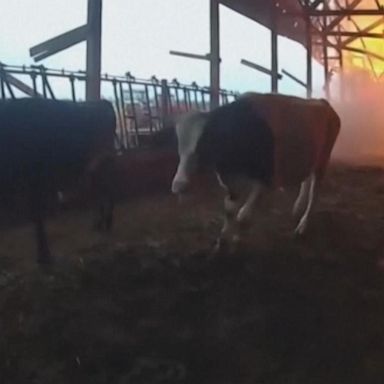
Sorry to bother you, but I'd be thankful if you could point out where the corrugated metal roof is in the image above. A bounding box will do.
[220,0,307,45]
[220,0,384,78]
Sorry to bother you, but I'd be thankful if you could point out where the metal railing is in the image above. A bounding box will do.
[0,63,239,150]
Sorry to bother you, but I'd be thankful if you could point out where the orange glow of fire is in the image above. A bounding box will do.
[340,14,384,79]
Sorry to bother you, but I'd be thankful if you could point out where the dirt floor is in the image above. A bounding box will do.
[1,163,384,384]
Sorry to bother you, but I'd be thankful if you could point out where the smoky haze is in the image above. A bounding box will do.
[330,70,384,166]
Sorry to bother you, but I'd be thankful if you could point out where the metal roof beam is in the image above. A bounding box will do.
[310,9,384,16]
[240,59,283,79]
[349,17,379,78]
[340,18,384,47]
[281,69,307,88]
[324,31,384,38]
[323,0,362,31]
[30,25,88,62]
[2,72,42,97]
[343,46,384,62]
[298,9,384,17]
[314,40,384,62]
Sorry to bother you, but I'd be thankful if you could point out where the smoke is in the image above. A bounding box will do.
[329,69,384,166]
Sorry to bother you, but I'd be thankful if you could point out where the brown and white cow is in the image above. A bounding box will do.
[171,92,341,251]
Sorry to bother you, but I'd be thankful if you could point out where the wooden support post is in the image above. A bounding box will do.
[86,0,102,101]
[270,3,278,93]
[210,0,220,110]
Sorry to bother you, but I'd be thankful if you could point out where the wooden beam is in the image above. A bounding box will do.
[210,0,220,109]
[86,0,102,101]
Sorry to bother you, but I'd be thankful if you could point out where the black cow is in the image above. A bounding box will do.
[0,97,116,264]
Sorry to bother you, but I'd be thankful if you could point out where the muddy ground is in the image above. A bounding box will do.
[1,163,384,384]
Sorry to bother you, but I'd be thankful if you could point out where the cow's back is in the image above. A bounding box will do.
[0,98,116,189]
[241,93,340,186]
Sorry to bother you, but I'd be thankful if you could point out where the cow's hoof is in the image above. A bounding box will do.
[294,220,308,237]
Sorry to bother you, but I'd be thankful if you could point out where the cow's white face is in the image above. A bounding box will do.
[171,112,207,194]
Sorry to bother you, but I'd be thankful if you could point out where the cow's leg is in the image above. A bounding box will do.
[93,198,108,231]
[95,196,114,231]
[213,173,240,252]
[292,175,311,220]
[235,180,265,245]
[30,187,51,264]
[89,156,115,232]
[294,172,317,236]
[214,193,240,252]
[104,196,114,231]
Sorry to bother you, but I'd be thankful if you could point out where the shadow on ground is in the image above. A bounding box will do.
[1,163,384,384]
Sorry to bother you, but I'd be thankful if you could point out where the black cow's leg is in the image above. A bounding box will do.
[214,193,240,253]
[294,172,317,236]
[213,173,240,253]
[292,176,311,220]
[91,156,115,232]
[94,196,114,231]
[34,215,51,265]
[30,188,51,264]
[234,180,265,247]
[93,198,105,231]
[104,196,114,231]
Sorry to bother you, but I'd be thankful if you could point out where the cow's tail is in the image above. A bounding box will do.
[316,100,341,181]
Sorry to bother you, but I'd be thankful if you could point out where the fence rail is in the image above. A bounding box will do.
[0,63,239,150]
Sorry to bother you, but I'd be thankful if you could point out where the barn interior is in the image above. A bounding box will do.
[2,1,384,384]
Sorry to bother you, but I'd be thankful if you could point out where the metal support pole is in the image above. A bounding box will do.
[322,17,330,99]
[86,0,102,101]
[160,79,170,128]
[210,0,220,109]
[270,3,278,93]
[305,14,313,98]
[0,66,5,99]
[322,42,330,98]
[338,49,345,101]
